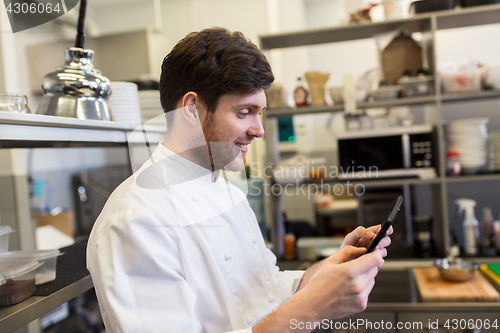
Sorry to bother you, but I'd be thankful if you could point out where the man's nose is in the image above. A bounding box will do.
[248,116,265,138]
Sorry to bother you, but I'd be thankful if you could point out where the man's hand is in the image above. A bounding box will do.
[253,246,386,333]
[340,225,393,252]
[296,225,392,292]
[298,245,385,321]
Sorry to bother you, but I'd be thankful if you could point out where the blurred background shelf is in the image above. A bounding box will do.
[441,90,500,103]
[260,3,500,50]
[445,173,500,183]
[266,95,437,117]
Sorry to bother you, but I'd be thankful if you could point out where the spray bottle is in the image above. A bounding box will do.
[455,199,479,256]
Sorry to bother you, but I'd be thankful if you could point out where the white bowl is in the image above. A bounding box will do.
[329,87,343,103]
[329,87,367,103]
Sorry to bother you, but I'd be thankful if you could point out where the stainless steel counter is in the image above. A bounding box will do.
[279,259,500,312]
[368,270,500,311]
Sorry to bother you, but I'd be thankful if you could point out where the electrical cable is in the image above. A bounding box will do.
[75,0,87,48]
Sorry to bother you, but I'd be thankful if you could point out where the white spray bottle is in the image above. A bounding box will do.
[455,199,479,256]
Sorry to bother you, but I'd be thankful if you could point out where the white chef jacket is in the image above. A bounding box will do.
[87,143,305,333]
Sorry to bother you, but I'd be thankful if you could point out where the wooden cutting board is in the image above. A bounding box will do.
[413,267,500,302]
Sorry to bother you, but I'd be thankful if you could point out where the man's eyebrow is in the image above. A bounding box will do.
[234,104,266,110]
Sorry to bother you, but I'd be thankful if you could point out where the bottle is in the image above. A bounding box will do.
[283,232,296,260]
[446,151,461,176]
[283,215,296,260]
[494,218,500,253]
[481,207,496,256]
[455,199,479,256]
[294,77,308,107]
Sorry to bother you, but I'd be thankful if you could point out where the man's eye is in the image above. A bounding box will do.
[238,112,249,118]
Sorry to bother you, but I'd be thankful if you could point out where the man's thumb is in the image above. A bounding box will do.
[329,246,365,264]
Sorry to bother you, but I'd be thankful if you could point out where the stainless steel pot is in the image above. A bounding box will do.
[37,47,113,121]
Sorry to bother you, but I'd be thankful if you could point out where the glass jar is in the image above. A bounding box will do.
[0,94,31,114]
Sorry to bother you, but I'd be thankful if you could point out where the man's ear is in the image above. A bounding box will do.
[181,92,198,125]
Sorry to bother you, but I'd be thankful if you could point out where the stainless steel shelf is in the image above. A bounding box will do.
[322,177,441,188]
[0,113,167,148]
[437,4,500,30]
[0,276,93,333]
[260,16,430,49]
[441,90,500,103]
[265,95,437,117]
[275,177,441,189]
[445,173,500,183]
[0,112,131,130]
[260,4,500,50]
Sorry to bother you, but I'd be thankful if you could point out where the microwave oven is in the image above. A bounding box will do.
[337,125,437,180]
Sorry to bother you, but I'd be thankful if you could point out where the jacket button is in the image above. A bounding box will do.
[268,293,275,302]
[191,195,198,202]
[252,238,257,244]
[246,317,253,324]
[224,253,232,260]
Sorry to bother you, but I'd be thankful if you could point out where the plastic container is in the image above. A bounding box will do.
[0,260,40,306]
[441,70,481,93]
[373,85,401,100]
[0,226,14,253]
[0,250,62,284]
[382,0,405,20]
[399,76,434,97]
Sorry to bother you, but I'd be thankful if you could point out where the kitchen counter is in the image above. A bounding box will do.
[1,250,498,333]
[279,259,500,311]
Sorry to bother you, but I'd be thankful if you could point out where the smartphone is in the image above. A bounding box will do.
[364,196,403,254]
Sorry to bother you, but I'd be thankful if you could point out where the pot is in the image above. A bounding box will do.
[410,0,456,13]
[435,258,479,282]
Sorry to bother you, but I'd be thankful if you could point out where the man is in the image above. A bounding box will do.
[87,27,391,333]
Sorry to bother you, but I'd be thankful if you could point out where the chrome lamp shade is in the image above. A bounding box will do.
[37,47,114,121]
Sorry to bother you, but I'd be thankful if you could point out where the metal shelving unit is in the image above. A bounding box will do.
[0,276,92,333]
[0,113,130,148]
[0,113,157,332]
[260,3,500,257]
[265,95,437,117]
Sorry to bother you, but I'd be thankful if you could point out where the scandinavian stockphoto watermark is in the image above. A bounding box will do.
[3,0,79,33]
[248,161,377,199]
[290,318,499,331]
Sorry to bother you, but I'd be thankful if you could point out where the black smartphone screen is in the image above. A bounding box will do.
[364,196,403,254]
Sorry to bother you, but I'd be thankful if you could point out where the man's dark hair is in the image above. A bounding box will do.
[159,27,274,114]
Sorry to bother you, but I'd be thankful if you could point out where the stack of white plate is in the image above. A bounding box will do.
[138,90,165,126]
[447,118,489,174]
[109,82,142,127]
[491,132,500,171]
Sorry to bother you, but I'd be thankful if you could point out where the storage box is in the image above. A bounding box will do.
[0,260,40,306]
[0,226,14,253]
[32,212,74,238]
[0,250,62,284]
[441,70,481,93]
[373,85,401,100]
[399,76,434,97]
